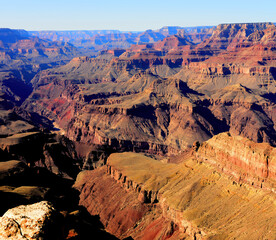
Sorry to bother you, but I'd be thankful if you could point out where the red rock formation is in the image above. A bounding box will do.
[19,22,276,156]
[74,151,276,239]
[199,22,274,50]
[196,132,276,190]
[74,167,190,239]
[100,49,126,57]
[154,35,193,51]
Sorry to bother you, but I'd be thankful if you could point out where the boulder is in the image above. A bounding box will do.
[0,201,62,240]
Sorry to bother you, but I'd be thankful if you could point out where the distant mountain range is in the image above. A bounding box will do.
[29,26,215,50]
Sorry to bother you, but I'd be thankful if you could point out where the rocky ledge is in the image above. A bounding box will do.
[74,150,276,239]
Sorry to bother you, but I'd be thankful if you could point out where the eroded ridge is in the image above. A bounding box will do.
[75,148,276,240]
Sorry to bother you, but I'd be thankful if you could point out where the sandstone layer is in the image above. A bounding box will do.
[196,132,276,191]
[75,148,276,239]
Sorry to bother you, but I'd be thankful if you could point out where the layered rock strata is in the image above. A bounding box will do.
[196,132,276,192]
[22,23,276,155]
[75,151,276,239]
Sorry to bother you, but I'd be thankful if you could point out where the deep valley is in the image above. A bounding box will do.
[0,22,275,239]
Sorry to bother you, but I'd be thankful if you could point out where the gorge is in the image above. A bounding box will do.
[0,22,275,239]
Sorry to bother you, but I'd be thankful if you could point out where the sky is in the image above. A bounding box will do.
[1,0,276,31]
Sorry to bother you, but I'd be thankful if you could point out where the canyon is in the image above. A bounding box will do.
[74,136,275,239]
[0,22,276,239]
[22,23,276,155]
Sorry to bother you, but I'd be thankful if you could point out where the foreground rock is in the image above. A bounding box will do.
[74,166,184,240]
[0,201,61,240]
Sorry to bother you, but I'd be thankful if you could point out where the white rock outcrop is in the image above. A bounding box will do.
[0,201,56,240]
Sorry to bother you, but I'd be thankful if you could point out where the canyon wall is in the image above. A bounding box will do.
[196,132,276,191]
[74,148,276,240]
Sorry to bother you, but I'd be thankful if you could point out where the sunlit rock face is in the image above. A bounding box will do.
[0,201,61,240]
[74,150,276,239]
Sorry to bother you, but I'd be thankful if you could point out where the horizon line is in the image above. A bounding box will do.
[1,21,275,32]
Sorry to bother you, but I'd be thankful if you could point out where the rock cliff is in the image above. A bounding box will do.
[74,150,276,239]
[196,132,276,191]
[21,23,276,156]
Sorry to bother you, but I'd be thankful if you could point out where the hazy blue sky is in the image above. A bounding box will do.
[1,0,276,31]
